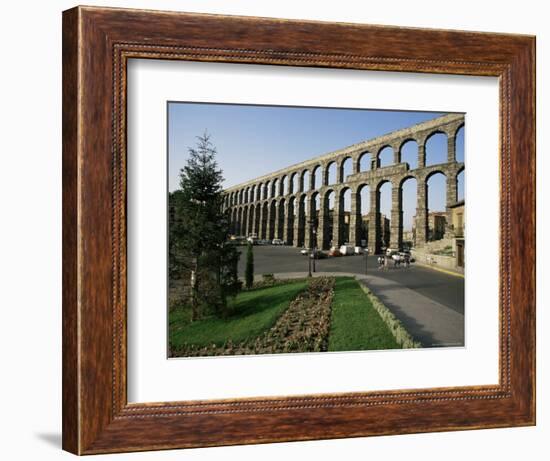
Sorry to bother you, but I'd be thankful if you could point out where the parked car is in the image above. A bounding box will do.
[272,238,285,245]
[328,247,342,257]
[354,246,366,255]
[312,249,327,259]
[300,248,309,255]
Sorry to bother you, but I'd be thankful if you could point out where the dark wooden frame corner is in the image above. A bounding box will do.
[62,5,536,455]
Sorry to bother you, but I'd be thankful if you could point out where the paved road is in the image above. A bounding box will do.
[237,245,464,315]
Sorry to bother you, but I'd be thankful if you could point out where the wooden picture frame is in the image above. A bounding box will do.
[62,5,535,455]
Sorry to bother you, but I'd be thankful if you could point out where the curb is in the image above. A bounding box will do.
[357,282,423,349]
[415,262,465,278]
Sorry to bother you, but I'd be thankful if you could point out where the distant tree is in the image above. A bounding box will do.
[244,242,254,289]
[170,132,240,320]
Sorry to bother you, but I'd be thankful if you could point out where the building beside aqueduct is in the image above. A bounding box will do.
[222,113,465,255]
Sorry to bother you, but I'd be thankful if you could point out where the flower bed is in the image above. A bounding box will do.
[175,277,335,357]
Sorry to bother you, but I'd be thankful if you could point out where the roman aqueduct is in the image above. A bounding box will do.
[222,113,464,254]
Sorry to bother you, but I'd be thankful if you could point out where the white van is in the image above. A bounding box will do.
[339,245,355,256]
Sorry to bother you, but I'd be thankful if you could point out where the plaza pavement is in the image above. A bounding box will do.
[239,246,465,347]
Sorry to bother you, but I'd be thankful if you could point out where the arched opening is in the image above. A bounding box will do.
[326,162,337,186]
[271,179,279,198]
[277,198,285,240]
[340,188,351,244]
[247,205,255,235]
[378,146,393,168]
[254,204,261,235]
[426,172,447,241]
[400,177,417,250]
[290,173,298,195]
[242,206,249,237]
[357,184,370,248]
[310,192,320,249]
[255,184,261,201]
[235,208,241,235]
[261,202,268,239]
[281,176,288,196]
[297,194,307,247]
[377,181,392,251]
[457,169,465,202]
[323,190,336,249]
[359,152,372,171]
[268,200,277,240]
[264,181,270,200]
[400,140,418,169]
[455,125,465,163]
[425,132,448,166]
[312,165,322,190]
[287,197,296,245]
[340,157,353,183]
[302,170,310,192]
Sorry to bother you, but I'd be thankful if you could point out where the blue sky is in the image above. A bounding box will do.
[168,102,464,230]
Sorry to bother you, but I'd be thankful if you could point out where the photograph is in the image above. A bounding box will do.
[167,103,466,357]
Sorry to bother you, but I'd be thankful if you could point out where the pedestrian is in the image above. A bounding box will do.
[404,254,410,268]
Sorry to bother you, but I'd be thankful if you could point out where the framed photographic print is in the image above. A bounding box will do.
[62,6,535,455]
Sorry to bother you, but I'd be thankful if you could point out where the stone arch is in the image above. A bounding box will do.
[325,161,337,185]
[277,198,286,240]
[455,125,465,163]
[296,194,307,247]
[399,175,418,249]
[247,204,255,235]
[260,202,269,239]
[286,196,296,245]
[425,131,448,166]
[358,151,372,172]
[268,199,277,240]
[426,171,447,241]
[321,189,336,249]
[376,180,393,252]
[339,157,353,183]
[457,166,465,201]
[400,139,419,169]
[338,187,352,244]
[256,183,262,202]
[312,165,322,190]
[242,206,249,237]
[254,203,261,235]
[280,175,288,196]
[301,169,310,192]
[271,178,279,198]
[290,172,299,194]
[309,191,321,249]
[355,183,371,247]
[377,145,393,168]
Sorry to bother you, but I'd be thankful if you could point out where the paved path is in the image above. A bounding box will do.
[265,271,464,348]
[238,246,464,314]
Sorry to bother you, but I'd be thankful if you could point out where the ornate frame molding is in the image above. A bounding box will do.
[63,6,535,454]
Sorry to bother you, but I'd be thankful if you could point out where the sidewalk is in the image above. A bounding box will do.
[269,271,464,348]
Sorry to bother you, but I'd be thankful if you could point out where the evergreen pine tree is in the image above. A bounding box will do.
[170,132,240,320]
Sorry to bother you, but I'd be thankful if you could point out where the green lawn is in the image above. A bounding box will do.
[169,280,308,348]
[328,277,400,351]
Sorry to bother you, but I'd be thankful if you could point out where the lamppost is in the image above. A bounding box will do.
[309,218,317,274]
